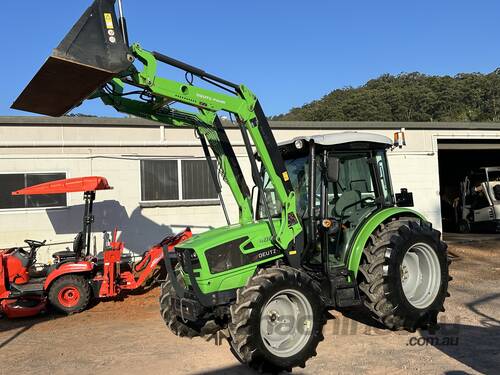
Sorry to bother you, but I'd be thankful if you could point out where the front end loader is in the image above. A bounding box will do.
[12,1,450,371]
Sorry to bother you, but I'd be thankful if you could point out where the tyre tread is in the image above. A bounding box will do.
[358,217,449,331]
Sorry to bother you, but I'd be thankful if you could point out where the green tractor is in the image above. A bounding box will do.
[12,0,449,372]
[161,132,449,371]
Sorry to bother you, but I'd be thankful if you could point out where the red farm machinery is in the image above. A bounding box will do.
[0,176,191,318]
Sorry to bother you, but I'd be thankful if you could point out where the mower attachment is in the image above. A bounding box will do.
[11,0,132,117]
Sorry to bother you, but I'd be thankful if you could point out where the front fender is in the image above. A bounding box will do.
[44,262,93,290]
[347,207,425,276]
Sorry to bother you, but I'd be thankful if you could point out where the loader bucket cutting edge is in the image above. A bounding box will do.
[11,0,132,117]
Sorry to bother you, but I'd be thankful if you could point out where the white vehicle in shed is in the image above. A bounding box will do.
[456,167,500,233]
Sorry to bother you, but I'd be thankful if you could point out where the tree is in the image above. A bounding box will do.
[272,71,500,122]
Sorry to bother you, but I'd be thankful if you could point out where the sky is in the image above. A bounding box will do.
[1,0,499,118]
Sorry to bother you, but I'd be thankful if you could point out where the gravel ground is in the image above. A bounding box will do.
[0,241,499,375]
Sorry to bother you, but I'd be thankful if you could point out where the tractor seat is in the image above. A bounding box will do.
[52,231,84,261]
[331,190,362,218]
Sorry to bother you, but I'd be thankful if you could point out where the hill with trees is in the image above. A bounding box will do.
[272,70,500,122]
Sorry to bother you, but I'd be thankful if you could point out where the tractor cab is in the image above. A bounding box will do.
[260,132,400,268]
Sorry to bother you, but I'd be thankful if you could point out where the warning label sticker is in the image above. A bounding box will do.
[104,13,114,29]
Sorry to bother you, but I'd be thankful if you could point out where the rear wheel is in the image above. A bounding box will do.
[358,218,450,331]
[48,275,91,314]
[228,266,326,372]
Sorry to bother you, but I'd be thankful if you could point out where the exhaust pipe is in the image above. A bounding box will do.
[12,0,132,117]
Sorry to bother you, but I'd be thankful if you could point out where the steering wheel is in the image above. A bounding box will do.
[24,239,46,260]
[24,239,46,249]
[20,240,46,268]
[337,196,377,218]
[360,196,376,205]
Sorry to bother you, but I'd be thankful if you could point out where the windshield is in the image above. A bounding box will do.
[259,156,309,219]
[487,170,500,182]
[375,150,394,205]
[257,150,393,220]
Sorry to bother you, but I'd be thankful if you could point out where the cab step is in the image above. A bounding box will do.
[329,266,362,308]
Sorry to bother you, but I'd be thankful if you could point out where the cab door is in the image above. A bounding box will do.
[322,151,379,265]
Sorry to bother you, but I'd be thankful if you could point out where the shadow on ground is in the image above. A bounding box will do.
[427,323,499,375]
[337,306,385,330]
[190,365,257,375]
[434,293,500,375]
[339,293,500,375]
[0,281,163,336]
[190,364,310,375]
[0,311,65,345]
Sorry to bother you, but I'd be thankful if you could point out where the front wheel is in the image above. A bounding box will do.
[48,275,91,314]
[159,265,203,338]
[458,219,471,234]
[228,266,326,373]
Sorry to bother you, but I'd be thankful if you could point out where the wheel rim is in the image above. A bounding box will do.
[259,289,313,358]
[57,286,80,308]
[400,243,441,309]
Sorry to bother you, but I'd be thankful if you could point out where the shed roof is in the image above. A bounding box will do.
[1,116,500,130]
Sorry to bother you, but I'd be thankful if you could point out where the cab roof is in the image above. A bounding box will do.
[279,131,393,148]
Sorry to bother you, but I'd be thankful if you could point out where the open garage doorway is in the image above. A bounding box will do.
[438,139,500,233]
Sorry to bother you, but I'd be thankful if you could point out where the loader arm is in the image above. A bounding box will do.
[99,44,302,256]
[99,44,302,255]
[11,0,303,261]
[99,83,253,224]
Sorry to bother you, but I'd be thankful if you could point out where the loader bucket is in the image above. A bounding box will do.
[11,0,132,117]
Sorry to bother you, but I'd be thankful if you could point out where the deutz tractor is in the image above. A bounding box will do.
[12,0,449,372]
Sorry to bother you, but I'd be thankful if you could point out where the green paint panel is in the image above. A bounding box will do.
[177,220,284,293]
[347,207,425,276]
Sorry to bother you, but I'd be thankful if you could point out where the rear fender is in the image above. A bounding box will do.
[346,208,425,277]
[44,262,93,290]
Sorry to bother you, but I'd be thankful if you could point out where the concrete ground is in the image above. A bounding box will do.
[443,232,500,244]
[1,240,499,375]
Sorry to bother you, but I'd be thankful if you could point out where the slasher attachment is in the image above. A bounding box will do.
[11,0,132,116]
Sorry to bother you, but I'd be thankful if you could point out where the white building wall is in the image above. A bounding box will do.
[1,121,499,263]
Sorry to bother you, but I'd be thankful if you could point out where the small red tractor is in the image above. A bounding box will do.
[0,176,191,318]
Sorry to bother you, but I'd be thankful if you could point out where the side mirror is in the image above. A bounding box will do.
[396,188,414,207]
[327,157,340,183]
